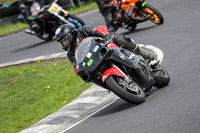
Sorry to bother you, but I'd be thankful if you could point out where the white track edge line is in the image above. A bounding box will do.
[59,97,119,133]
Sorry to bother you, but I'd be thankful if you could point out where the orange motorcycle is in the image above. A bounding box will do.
[111,0,164,31]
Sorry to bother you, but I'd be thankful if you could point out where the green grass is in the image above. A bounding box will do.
[0,58,92,133]
[0,22,29,36]
[0,0,17,5]
[68,2,97,15]
[0,1,98,37]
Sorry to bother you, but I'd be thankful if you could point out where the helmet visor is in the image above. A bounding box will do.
[60,34,73,50]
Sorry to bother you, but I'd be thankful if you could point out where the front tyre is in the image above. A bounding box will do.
[128,23,137,31]
[105,76,145,104]
[66,14,85,29]
[142,3,164,24]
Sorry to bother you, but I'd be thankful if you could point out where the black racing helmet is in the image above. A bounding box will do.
[55,24,78,51]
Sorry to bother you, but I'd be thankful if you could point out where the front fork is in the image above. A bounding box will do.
[53,13,76,26]
[135,1,150,20]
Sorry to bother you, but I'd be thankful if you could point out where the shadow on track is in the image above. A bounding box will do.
[92,99,136,117]
[121,25,158,35]
[10,39,55,54]
[92,87,165,118]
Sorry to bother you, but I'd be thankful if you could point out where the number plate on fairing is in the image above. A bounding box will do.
[48,3,60,13]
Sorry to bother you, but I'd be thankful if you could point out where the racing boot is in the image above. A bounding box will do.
[24,29,37,35]
[140,47,156,61]
[132,44,156,62]
[24,22,41,36]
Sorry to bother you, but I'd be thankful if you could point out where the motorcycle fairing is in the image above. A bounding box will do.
[102,66,126,83]
[94,26,109,35]
[76,38,106,82]
[107,43,119,49]
[107,48,155,90]
[76,37,155,90]
[133,60,155,91]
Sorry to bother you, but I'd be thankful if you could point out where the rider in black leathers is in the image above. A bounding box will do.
[19,0,44,35]
[95,0,116,32]
[55,24,155,75]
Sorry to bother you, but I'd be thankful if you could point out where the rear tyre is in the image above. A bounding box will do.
[39,33,54,41]
[67,14,85,29]
[153,65,170,88]
[129,23,137,31]
[105,76,145,104]
[142,3,164,24]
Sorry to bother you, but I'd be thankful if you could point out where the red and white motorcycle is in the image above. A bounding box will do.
[75,29,170,104]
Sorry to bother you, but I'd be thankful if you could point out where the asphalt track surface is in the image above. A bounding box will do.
[1,0,200,133]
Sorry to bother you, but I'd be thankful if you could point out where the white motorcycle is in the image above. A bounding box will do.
[18,0,85,41]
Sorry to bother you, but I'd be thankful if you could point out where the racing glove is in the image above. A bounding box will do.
[96,35,114,46]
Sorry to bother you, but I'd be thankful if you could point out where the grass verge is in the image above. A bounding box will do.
[0,22,29,36]
[0,2,97,37]
[0,0,17,5]
[0,58,92,133]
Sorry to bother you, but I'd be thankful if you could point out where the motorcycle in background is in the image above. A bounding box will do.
[18,0,85,41]
[110,0,164,31]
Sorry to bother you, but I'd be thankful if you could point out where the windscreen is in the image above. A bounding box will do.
[75,37,93,64]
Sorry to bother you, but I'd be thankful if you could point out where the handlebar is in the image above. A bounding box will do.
[54,0,59,3]
[40,0,58,13]
[40,5,49,12]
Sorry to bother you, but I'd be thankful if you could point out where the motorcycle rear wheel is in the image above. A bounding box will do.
[142,3,164,24]
[67,14,85,29]
[153,65,170,88]
[128,23,137,31]
[105,76,145,104]
[39,33,54,41]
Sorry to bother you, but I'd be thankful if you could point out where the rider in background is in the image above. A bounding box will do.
[19,0,44,35]
[95,0,116,32]
[55,24,155,75]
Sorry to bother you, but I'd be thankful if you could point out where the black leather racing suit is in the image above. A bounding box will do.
[19,0,44,34]
[95,0,116,32]
[67,25,138,66]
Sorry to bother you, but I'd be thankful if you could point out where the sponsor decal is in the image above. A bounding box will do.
[93,45,99,52]
[87,59,93,66]
[82,62,86,67]
[102,75,107,82]
[86,52,92,58]
[119,54,126,60]
[76,64,79,69]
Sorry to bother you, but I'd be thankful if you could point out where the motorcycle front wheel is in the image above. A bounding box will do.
[105,76,145,104]
[142,3,164,24]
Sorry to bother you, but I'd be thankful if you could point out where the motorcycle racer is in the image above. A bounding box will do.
[95,0,116,32]
[55,24,155,75]
[19,0,44,35]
